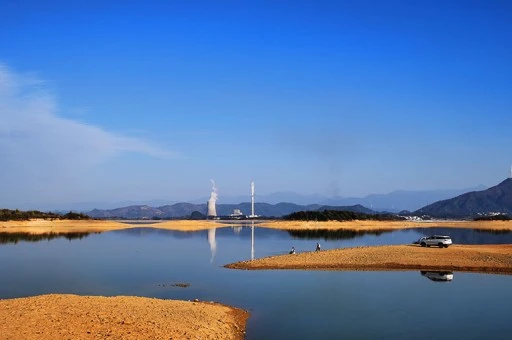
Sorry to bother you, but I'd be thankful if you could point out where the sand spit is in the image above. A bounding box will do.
[263,220,512,231]
[0,219,231,234]
[226,244,512,274]
[0,294,248,340]
[1,219,511,235]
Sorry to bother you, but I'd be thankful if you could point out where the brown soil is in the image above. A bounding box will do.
[226,244,512,274]
[0,294,249,340]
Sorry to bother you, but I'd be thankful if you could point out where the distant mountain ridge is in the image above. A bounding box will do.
[86,183,497,219]
[87,203,377,219]
[317,186,487,212]
[414,178,512,218]
[187,186,486,212]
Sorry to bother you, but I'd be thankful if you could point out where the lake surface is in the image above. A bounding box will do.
[1,224,511,339]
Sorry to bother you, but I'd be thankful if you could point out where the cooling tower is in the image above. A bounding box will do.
[207,197,217,217]
[207,180,218,218]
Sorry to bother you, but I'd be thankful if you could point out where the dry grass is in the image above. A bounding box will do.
[0,219,233,234]
[263,219,512,231]
[1,219,511,235]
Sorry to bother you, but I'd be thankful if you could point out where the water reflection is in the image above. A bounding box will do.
[251,222,255,260]
[287,227,512,244]
[207,225,256,261]
[207,228,217,262]
[0,232,95,245]
[420,271,454,282]
[287,229,389,240]
[414,228,512,244]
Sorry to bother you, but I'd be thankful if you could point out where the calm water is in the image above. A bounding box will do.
[0,225,511,339]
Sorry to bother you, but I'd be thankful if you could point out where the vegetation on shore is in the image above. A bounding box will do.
[474,214,511,221]
[282,210,405,222]
[0,209,92,221]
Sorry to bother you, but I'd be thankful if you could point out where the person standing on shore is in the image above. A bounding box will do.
[316,243,321,251]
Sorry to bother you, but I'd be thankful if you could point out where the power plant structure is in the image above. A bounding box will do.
[206,180,259,220]
[249,181,258,218]
[207,180,217,219]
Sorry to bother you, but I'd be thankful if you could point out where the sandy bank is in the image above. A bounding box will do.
[0,294,248,340]
[0,219,230,234]
[263,220,512,231]
[1,219,511,235]
[226,244,512,274]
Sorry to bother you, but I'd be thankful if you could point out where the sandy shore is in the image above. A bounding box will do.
[0,219,231,234]
[0,294,248,340]
[1,219,511,235]
[263,220,512,231]
[226,244,512,274]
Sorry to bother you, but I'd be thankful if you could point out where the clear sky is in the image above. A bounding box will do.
[1,0,511,209]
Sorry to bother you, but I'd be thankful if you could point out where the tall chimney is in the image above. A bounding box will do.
[250,181,255,217]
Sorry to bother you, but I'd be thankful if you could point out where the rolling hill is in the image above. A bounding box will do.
[413,178,512,218]
[87,203,378,219]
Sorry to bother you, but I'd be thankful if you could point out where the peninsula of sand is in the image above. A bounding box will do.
[226,244,512,274]
[0,294,248,340]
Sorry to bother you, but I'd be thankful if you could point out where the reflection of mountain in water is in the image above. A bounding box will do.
[116,227,197,239]
[0,232,95,245]
[420,271,454,282]
[287,229,389,240]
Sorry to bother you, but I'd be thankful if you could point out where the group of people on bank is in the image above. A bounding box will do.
[289,242,321,254]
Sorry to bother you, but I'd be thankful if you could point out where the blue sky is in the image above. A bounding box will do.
[1,0,511,209]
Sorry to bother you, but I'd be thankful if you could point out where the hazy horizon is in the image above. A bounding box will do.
[1,1,511,209]
[4,182,492,212]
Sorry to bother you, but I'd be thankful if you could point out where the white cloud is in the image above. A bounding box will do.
[0,64,174,208]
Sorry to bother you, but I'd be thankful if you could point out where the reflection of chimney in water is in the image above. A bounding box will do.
[207,180,217,218]
[208,228,217,263]
[251,221,255,260]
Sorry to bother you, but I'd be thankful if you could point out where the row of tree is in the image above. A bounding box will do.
[474,214,511,221]
[282,210,405,222]
[0,209,91,221]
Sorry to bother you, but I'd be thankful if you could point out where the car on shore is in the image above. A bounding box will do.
[415,235,452,248]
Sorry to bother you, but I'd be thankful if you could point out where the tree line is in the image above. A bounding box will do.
[282,210,405,222]
[473,214,511,221]
[0,209,92,221]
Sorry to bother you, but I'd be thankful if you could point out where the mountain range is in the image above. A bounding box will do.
[148,185,487,212]
[414,178,512,218]
[87,179,512,219]
[88,203,375,219]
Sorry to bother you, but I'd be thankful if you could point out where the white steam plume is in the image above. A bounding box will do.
[207,179,218,217]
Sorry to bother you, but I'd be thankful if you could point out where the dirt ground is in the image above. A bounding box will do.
[225,244,512,274]
[0,294,249,340]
